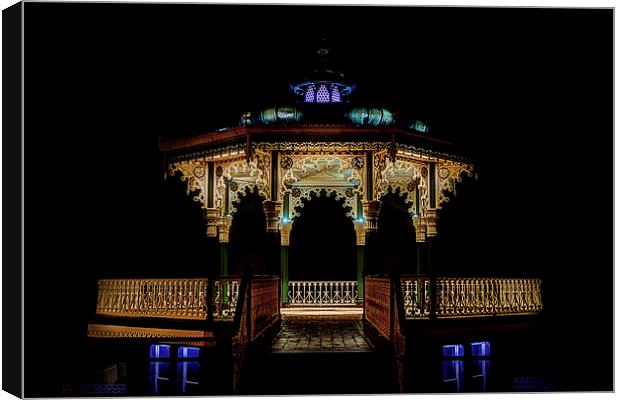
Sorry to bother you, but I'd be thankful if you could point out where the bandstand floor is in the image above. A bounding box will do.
[272,307,369,352]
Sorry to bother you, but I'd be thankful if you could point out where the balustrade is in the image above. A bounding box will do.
[401,276,431,318]
[364,277,392,340]
[212,278,241,319]
[96,278,209,320]
[432,277,543,318]
[287,281,358,305]
[95,277,247,321]
[250,277,280,339]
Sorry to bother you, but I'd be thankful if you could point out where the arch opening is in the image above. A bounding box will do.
[377,187,418,276]
[288,190,357,281]
[228,187,269,275]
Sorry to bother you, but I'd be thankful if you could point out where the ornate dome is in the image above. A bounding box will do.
[290,44,354,104]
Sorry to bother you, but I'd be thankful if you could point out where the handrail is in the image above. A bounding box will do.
[288,280,358,305]
[95,278,209,320]
[95,276,246,321]
[365,275,544,339]
[433,277,543,318]
[232,274,280,354]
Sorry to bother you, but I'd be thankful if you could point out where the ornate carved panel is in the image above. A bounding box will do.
[256,141,389,152]
[215,150,271,213]
[375,153,429,214]
[168,160,208,204]
[279,153,365,220]
[437,162,475,205]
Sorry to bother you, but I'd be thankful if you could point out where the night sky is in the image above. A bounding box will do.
[23,4,612,394]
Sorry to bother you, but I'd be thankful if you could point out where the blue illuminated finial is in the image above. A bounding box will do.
[290,37,354,104]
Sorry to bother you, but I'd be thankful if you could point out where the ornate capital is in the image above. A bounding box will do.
[279,220,292,246]
[202,207,221,238]
[412,215,427,243]
[353,220,366,246]
[424,208,439,237]
[217,215,233,243]
[362,200,382,233]
[262,200,283,233]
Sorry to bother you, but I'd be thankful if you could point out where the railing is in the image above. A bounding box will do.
[212,278,241,319]
[95,277,245,321]
[364,277,392,339]
[250,277,281,339]
[96,279,209,320]
[401,275,431,318]
[434,277,543,318]
[287,281,358,305]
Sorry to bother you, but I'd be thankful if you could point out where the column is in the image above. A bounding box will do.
[354,220,366,301]
[424,208,439,274]
[202,207,221,276]
[413,215,427,275]
[279,220,292,304]
[362,200,381,275]
[217,215,233,275]
[262,200,282,276]
[202,207,220,322]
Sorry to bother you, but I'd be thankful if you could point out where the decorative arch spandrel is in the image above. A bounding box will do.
[279,152,365,220]
[215,150,271,214]
[168,160,208,205]
[437,162,476,205]
[375,154,430,215]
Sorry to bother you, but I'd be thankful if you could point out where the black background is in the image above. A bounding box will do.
[22,4,612,395]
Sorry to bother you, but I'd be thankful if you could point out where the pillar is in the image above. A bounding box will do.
[217,215,233,275]
[354,220,366,301]
[202,207,220,239]
[362,200,381,275]
[424,208,439,276]
[202,207,221,277]
[413,215,427,275]
[262,200,282,276]
[279,220,292,304]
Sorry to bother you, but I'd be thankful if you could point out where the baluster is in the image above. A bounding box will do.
[465,279,472,314]
[509,280,516,311]
[485,279,491,314]
[437,279,445,316]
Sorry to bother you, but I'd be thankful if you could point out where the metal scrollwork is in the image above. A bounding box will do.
[351,156,364,169]
[437,162,475,204]
[168,160,208,204]
[375,156,429,214]
[280,153,365,220]
[215,150,271,213]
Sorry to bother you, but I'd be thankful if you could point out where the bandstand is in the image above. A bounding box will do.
[87,45,543,394]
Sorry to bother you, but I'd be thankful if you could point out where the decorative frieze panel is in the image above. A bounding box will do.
[168,161,208,204]
[280,153,365,220]
[437,162,475,205]
[215,150,271,213]
[375,153,429,214]
[87,324,215,340]
[256,141,389,153]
